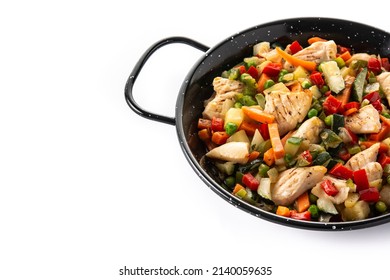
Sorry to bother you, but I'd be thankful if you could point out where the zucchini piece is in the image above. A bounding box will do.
[312,151,331,166]
[284,137,303,156]
[331,114,344,133]
[257,178,272,200]
[352,67,368,102]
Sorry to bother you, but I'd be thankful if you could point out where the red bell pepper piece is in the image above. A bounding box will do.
[310,71,325,88]
[343,101,360,111]
[242,173,260,191]
[381,58,390,71]
[338,148,351,161]
[259,123,270,140]
[353,169,370,191]
[368,57,381,75]
[211,116,224,132]
[363,91,380,103]
[371,100,383,112]
[378,153,390,168]
[301,150,313,164]
[290,40,303,55]
[359,187,380,203]
[246,65,259,79]
[237,65,246,74]
[328,163,353,180]
[323,95,342,115]
[262,63,282,77]
[290,210,311,221]
[320,179,339,196]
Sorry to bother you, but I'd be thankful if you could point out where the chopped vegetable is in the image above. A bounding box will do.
[199,38,390,223]
[275,47,317,71]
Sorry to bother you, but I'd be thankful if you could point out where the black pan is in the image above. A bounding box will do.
[125,18,390,230]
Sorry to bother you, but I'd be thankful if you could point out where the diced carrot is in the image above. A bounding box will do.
[380,115,390,127]
[307,37,327,45]
[242,106,275,124]
[211,131,229,145]
[368,123,390,141]
[276,206,291,217]
[268,123,285,160]
[248,150,260,162]
[198,128,211,141]
[275,47,317,71]
[239,120,261,136]
[295,192,310,213]
[343,107,358,116]
[232,183,245,195]
[263,148,275,166]
[257,73,271,93]
[360,141,389,153]
[335,75,355,107]
[339,51,352,62]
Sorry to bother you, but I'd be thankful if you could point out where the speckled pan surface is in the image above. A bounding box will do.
[127,17,390,230]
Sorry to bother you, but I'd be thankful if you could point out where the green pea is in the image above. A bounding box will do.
[308,204,319,219]
[225,122,238,135]
[264,79,275,89]
[308,108,318,118]
[375,201,387,213]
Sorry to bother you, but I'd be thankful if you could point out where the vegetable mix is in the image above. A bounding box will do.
[197,37,390,222]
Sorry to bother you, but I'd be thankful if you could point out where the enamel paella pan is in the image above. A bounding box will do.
[125,18,390,230]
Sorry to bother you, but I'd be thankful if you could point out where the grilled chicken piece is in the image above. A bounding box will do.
[311,175,350,205]
[253,42,282,63]
[364,162,383,182]
[291,117,325,144]
[271,166,327,206]
[376,72,390,105]
[264,90,312,136]
[344,104,381,134]
[202,77,243,119]
[293,40,337,64]
[345,142,380,171]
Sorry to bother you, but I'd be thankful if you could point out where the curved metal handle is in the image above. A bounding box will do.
[125,36,209,125]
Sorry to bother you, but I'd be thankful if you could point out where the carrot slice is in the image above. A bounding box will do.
[257,73,271,93]
[307,37,327,44]
[339,51,352,62]
[276,206,291,217]
[295,192,310,213]
[268,123,285,160]
[263,148,275,166]
[275,47,317,71]
[232,183,245,195]
[248,150,260,162]
[242,106,275,124]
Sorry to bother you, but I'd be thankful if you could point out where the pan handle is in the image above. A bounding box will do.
[125,36,209,126]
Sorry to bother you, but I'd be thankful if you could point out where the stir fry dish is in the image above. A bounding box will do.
[197,37,390,222]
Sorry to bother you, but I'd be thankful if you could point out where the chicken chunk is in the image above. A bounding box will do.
[291,117,325,144]
[344,104,381,134]
[264,90,312,136]
[363,162,383,182]
[345,142,380,171]
[376,72,390,105]
[293,40,337,64]
[271,166,327,206]
[202,77,243,119]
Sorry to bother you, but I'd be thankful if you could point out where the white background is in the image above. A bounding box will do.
[1,1,390,279]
